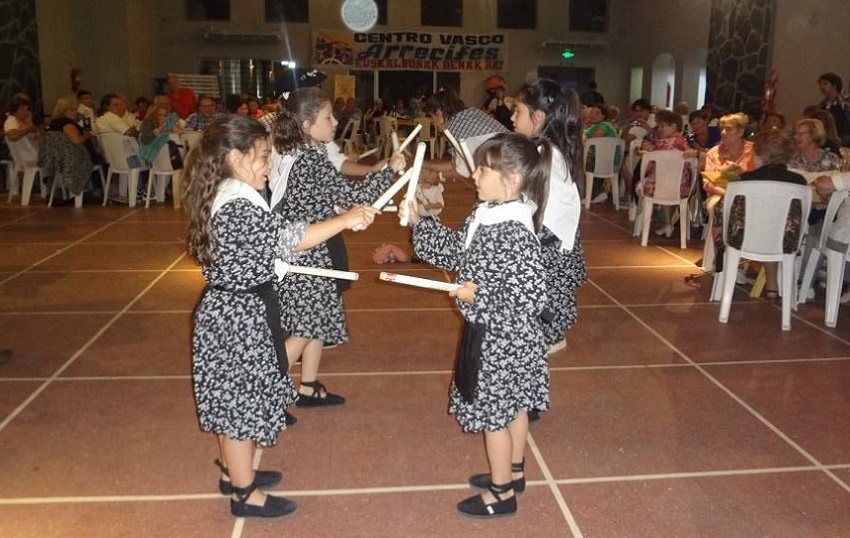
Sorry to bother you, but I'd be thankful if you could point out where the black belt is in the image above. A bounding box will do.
[207,280,289,374]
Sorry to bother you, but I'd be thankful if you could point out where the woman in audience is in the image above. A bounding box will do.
[702,112,755,272]
[138,104,180,166]
[225,94,249,116]
[803,108,843,156]
[637,109,697,237]
[789,118,841,173]
[40,95,94,200]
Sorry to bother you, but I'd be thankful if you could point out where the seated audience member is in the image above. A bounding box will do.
[363,98,387,143]
[637,109,697,236]
[76,90,96,129]
[224,94,249,116]
[803,107,843,156]
[40,95,94,199]
[583,103,617,138]
[4,93,41,165]
[789,118,841,172]
[184,95,219,131]
[247,97,265,119]
[138,104,180,166]
[685,110,721,156]
[723,130,806,300]
[94,94,140,136]
[484,86,515,131]
[166,74,197,119]
[134,96,151,121]
[421,87,508,179]
[760,110,786,132]
[703,112,755,271]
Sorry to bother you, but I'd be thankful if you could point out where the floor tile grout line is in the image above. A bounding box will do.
[587,278,850,495]
[526,433,585,538]
[0,208,50,229]
[5,464,850,506]
[0,210,141,287]
[6,354,846,383]
[0,252,188,437]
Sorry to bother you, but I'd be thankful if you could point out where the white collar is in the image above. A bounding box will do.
[211,178,269,217]
[465,198,538,248]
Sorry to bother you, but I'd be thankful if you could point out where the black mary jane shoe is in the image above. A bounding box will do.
[457,482,517,518]
[230,482,297,518]
[295,380,346,407]
[284,410,298,427]
[215,459,283,496]
[468,460,526,493]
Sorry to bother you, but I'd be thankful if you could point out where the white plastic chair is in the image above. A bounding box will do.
[583,137,625,209]
[375,116,398,159]
[635,150,693,249]
[717,181,812,331]
[1,159,15,196]
[413,117,438,159]
[7,137,46,205]
[98,133,146,207]
[824,228,850,328]
[146,138,183,209]
[336,118,363,156]
[798,189,849,305]
[181,130,202,154]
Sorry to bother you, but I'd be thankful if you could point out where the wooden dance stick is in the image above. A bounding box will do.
[400,142,427,227]
[379,272,460,292]
[442,129,474,174]
[289,265,359,281]
[371,169,413,210]
[358,147,379,159]
[392,131,400,153]
[395,124,422,155]
[459,140,476,175]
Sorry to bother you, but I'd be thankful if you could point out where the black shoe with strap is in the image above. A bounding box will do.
[215,459,283,495]
[468,459,526,493]
[230,482,297,518]
[295,380,346,407]
[284,410,298,427]
[457,482,517,518]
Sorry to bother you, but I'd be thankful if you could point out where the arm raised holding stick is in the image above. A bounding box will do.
[400,142,428,227]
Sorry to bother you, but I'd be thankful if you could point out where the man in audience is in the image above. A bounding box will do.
[166,74,197,119]
[94,94,139,136]
[184,95,219,131]
[76,90,96,129]
[818,72,850,146]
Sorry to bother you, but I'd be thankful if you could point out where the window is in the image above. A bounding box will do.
[421,0,462,27]
[569,0,607,32]
[497,0,536,29]
[265,0,309,23]
[185,0,230,21]
[375,0,388,25]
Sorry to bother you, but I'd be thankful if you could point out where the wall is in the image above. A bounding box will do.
[1,0,42,112]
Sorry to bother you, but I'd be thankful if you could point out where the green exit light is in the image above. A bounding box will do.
[561,49,576,59]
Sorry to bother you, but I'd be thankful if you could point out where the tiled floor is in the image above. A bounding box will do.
[2,178,850,538]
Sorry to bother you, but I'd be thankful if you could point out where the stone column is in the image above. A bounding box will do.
[0,0,42,113]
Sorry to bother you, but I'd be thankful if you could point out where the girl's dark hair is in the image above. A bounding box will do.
[224,94,246,113]
[474,132,552,232]
[183,115,269,266]
[271,87,330,154]
[516,78,584,189]
[424,88,465,121]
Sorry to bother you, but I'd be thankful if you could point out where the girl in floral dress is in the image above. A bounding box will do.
[406,133,550,518]
[184,115,378,518]
[271,88,405,407]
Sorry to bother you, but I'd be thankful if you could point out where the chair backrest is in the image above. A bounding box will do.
[817,189,850,249]
[338,118,357,141]
[151,142,175,173]
[639,149,691,202]
[584,137,624,177]
[6,137,37,168]
[376,116,397,136]
[181,130,202,153]
[413,117,435,141]
[722,180,812,257]
[98,133,144,171]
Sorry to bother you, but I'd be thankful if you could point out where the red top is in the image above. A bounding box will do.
[168,87,197,119]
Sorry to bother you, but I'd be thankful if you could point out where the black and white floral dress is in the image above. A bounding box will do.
[412,200,549,433]
[274,145,394,344]
[540,147,587,345]
[192,180,305,447]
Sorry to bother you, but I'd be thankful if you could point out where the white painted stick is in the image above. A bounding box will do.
[289,265,359,281]
[459,140,476,175]
[400,142,427,227]
[391,131,400,153]
[379,272,460,292]
[371,169,412,210]
[442,129,474,173]
[358,147,379,159]
[395,123,422,155]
